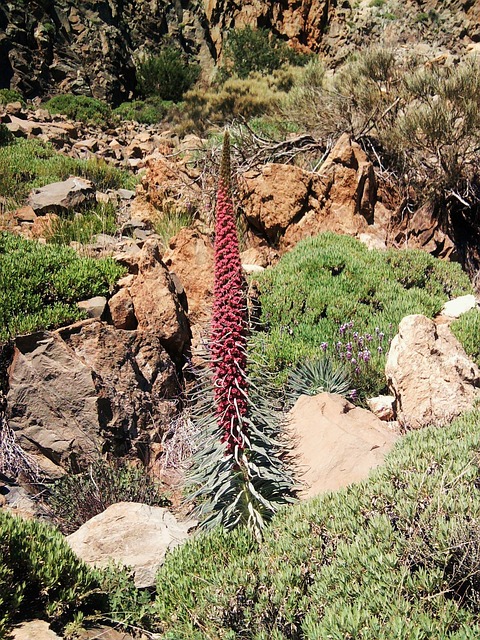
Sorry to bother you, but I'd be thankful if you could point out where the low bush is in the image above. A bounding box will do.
[0,511,100,631]
[0,138,137,209]
[221,25,310,79]
[451,307,480,367]
[0,88,25,105]
[137,46,200,102]
[154,409,480,638]
[0,232,125,341]
[43,94,111,125]
[252,233,472,396]
[47,458,170,534]
[113,96,173,124]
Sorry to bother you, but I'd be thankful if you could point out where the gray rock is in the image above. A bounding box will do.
[28,177,96,215]
[440,294,477,319]
[6,324,180,477]
[77,296,107,319]
[67,502,197,587]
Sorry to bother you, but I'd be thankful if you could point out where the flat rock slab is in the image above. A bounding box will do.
[67,502,197,588]
[12,620,62,640]
[28,177,95,214]
[289,393,398,500]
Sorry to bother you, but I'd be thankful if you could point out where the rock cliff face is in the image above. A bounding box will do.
[0,0,214,103]
[3,0,480,103]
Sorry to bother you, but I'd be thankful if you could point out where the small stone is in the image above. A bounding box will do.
[77,296,107,319]
[441,295,477,319]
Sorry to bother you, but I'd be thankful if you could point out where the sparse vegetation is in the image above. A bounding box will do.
[0,232,125,341]
[47,458,170,534]
[45,202,118,246]
[153,201,196,250]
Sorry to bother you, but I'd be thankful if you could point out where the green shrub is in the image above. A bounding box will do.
[0,88,25,105]
[252,233,472,396]
[154,409,480,638]
[43,94,111,125]
[451,308,480,367]
[0,123,13,147]
[45,202,118,246]
[0,138,137,209]
[113,96,173,124]
[221,25,310,79]
[47,458,170,534]
[137,46,200,102]
[0,232,125,341]
[0,511,100,630]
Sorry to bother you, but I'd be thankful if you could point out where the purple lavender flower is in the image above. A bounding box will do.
[320,342,328,351]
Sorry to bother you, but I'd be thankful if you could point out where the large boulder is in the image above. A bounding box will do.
[239,134,381,252]
[289,393,397,500]
[27,177,96,215]
[386,315,480,428]
[6,322,179,477]
[66,502,197,588]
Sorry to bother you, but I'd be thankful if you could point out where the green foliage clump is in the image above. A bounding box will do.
[0,138,137,209]
[285,355,352,405]
[221,25,310,79]
[451,308,480,367]
[154,409,480,638]
[0,510,100,632]
[137,46,200,102]
[0,88,25,105]
[253,233,472,395]
[113,96,173,124]
[45,202,118,246]
[0,232,125,340]
[0,123,13,147]
[47,458,171,534]
[43,94,111,125]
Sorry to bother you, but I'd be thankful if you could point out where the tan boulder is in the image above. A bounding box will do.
[127,239,191,353]
[386,315,480,428]
[289,393,397,500]
[12,620,62,640]
[66,502,197,588]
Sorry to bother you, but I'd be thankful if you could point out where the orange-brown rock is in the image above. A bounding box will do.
[239,134,382,252]
[108,288,137,330]
[127,240,191,354]
[393,200,456,259]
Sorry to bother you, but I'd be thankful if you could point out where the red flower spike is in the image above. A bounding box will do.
[210,131,249,454]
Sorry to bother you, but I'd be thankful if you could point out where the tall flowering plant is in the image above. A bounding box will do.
[210,132,249,454]
[187,131,295,536]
